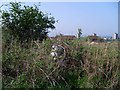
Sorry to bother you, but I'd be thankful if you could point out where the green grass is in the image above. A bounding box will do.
[2,38,120,89]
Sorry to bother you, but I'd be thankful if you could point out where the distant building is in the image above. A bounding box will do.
[55,35,76,41]
[87,33,104,42]
[118,32,120,39]
[113,33,118,39]
[103,37,107,40]
[49,34,76,41]
[92,33,97,36]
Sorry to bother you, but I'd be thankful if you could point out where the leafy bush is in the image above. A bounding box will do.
[1,2,56,44]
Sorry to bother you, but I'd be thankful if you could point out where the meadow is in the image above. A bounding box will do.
[2,38,120,89]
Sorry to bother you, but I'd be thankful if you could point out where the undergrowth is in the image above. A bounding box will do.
[2,39,120,89]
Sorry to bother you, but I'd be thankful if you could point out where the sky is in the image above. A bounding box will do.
[0,1,118,37]
[40,2,118,37]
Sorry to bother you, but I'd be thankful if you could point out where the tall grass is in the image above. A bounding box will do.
[2,39,120,89]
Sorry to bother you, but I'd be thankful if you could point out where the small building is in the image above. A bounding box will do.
[113,33,118,39]
[87,33,104,42]
[92,33,97,36]
[103,37,107,41]
[55,35,76,41]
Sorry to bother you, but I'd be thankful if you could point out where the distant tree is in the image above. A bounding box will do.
[1,2,56,44]
[77,28,82,38]
[59,33,64,36]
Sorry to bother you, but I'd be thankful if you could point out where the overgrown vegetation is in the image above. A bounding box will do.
[2,38,120,89]
[1,2,120,90]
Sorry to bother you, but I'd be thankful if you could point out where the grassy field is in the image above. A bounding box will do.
[2,38,120,89]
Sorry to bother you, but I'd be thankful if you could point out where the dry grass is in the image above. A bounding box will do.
[2,39,120,89]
